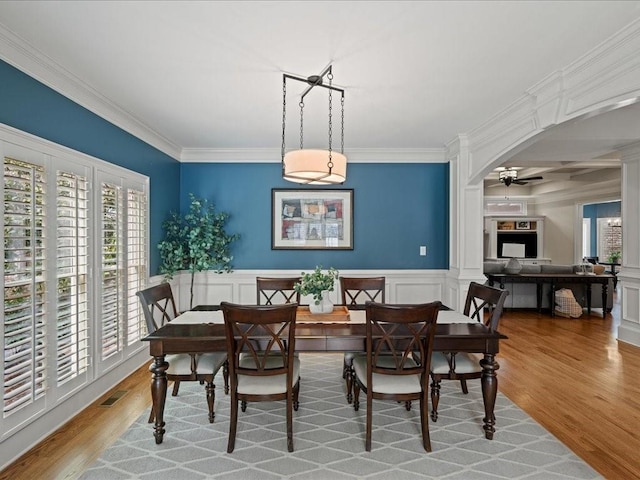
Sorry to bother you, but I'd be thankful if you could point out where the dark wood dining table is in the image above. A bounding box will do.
[142,305,507,444]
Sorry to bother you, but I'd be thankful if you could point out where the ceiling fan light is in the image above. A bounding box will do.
[499,169,518,181]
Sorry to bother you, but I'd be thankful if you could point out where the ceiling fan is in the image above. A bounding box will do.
[498,168,543,186]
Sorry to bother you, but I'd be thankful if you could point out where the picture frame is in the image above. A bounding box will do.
[516,221,531,230]
[272,189,353,250]
[497,221,515,230]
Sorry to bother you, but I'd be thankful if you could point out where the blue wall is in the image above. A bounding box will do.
[583,201,621,258]
[1,58,450,274]
[0,60,180,273]
[181,162,449,269]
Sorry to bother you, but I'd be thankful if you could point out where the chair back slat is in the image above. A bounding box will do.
[221,302,297,378]
[463,282,509,330]
[340,277,385,306]
[366,301,441,378]
[256,277,301,305]
[136,283,179,333]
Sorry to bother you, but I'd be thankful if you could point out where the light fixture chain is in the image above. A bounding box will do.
[327,74,333,168]
[341,93,345,154]
[299,101,304,150]
[281,77,287,164]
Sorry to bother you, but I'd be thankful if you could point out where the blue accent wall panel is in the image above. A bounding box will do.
[180,162,449,269]
[0,60,180,273]
[1,59,450,274]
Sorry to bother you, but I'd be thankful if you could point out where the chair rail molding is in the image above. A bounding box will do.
[161,269,449,313]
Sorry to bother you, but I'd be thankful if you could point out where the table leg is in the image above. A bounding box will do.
[536,283,542,313]
[550,281,556,317]
[480,353,499,440]
[602,280,608,318]
[150,355,169,444]
[586,284,592,315]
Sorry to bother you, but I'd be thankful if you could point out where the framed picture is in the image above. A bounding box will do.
[516,221,530,230]
[272,189,353,249]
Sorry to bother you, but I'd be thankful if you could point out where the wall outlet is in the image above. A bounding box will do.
[420,245,427,256]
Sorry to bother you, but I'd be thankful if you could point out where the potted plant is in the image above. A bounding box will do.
[158,193,239,309]
[294,266,339,313]
[607,251,621,264]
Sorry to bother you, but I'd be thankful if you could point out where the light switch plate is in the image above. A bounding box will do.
[420,245,427,256]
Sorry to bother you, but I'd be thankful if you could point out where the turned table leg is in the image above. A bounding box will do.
[480,353,499,440]
[150,355,168,444]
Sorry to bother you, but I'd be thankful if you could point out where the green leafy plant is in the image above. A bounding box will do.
[607,251,621,264]
[158,193,239,309]
[294,266,339,305]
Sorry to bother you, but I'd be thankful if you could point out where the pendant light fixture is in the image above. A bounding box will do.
[281,65,346,185]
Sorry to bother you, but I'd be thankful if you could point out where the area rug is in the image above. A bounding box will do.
[81,353,602,480]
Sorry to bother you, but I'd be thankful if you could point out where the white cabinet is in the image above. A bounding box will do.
[485,216,549,263]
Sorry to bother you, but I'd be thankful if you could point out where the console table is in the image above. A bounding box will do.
[599,262,621,289]
[485,273,614,318]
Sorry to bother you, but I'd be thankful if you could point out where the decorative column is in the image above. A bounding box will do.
[618,142,640,347]
[446,134,486,310]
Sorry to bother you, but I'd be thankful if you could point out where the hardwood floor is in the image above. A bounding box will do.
[498,297,640,480]
[2,294,639,480]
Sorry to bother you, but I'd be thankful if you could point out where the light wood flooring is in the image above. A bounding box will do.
[2,294,639,480]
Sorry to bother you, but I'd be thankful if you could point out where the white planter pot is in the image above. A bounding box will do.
[309,291,334,314]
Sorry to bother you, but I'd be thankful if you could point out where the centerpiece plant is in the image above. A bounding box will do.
[158,193,239,309]
[294,266,339,306]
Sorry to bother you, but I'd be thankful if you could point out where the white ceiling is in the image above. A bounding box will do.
[0,0,639,175]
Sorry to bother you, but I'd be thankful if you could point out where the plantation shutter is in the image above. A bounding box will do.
[1,126,150,439]
[126,188,148,344]
[3,157,47,417]
[99,181,124,361]
[55,170,89,385]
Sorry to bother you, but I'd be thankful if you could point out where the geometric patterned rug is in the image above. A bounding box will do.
[80,353,602,480]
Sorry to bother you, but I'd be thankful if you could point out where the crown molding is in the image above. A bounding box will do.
[464,17,640,182]
[0,24,447,166]
[0,24,182,160]
[180,147,447,163]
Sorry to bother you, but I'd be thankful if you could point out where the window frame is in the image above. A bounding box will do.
[1,125,149,437]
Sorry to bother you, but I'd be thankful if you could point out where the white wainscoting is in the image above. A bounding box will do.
[160,269,452,311]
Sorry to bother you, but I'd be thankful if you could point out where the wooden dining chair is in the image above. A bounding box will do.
[256,277,301,305]
[136,283,228,423]
[221,302,300,453]
[429,281,508,421]
[339,276,386,403]
[352,301,442,452]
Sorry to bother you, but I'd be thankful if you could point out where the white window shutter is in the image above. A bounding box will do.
[3,157,47,417]
[55,170,90,385]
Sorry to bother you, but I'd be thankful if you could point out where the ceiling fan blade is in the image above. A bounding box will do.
[512,180,529,185]
[518,176,543,182]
